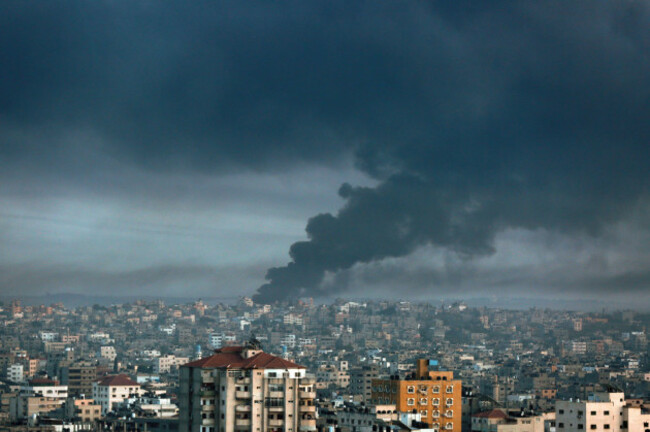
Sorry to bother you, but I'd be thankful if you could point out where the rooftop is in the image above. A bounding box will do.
[183,346,305,370]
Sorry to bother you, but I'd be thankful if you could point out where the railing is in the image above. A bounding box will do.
[299,391,316,399]
[236,391,251,399]
[299,405,316,413]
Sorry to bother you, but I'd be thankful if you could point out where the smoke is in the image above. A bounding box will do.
[250,1,650,303]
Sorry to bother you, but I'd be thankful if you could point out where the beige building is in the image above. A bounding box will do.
[556,391,650,432]
[179,341,316,432]
[471,409,549,432]
[67,398,102,422]
[154,355,190,374]
[92,374,142,415]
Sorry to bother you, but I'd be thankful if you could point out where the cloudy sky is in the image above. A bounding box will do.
[1,1,649,305]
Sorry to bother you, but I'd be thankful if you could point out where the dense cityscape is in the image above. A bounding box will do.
[0,298,648,432]
[3,2,650,432]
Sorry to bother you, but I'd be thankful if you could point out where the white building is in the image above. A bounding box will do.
[39,331,59,342]
[99,346,117,361]
[556,391,650,432]
[92,374,142,415]
[7,364,24,383]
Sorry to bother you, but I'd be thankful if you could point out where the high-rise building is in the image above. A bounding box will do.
[371,359,462,432]
[178,339,316,432]
[61,360,98,397]
[349,365,381,403]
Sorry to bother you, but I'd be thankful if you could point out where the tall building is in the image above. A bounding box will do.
[371,359,462,432]
[179,339,317,432]
[349,365,381,403]
[61,360,98,397]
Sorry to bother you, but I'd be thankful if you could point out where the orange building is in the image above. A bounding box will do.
[371,359,462,432]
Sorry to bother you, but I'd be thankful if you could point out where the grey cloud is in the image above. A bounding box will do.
[1,1,649,301]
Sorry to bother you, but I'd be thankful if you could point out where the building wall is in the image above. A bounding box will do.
[372,370,462,432]
[179,366,316,432]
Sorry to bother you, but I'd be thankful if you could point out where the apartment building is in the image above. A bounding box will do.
[154,355,190,374]
[371,359,462,432]
[350,365,380,403]
[67,399,102,422]
[178,339,317,432]
[9,378,69,421]
[555,391,650,432]
[61,360,98,397]
[93,374,142,415]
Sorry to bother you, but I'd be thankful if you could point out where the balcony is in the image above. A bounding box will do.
[236,391,251,399]
[235,404,251,412]
[268,406,284,412]
[235,419,251,427]
[300,420,317,431]
[299,391,316,399]
[200,390,215,397]
[299,405,316,413]
[269,391,284,398]
[268,419,284,427]
[201,405,215,411]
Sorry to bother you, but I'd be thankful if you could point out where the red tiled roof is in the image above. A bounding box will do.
[473,409,509,419]
[29,378,58,386]
[96,374,139,387]
[182,347,305,369]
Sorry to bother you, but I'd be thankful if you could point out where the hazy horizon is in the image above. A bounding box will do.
[2,2,649,306]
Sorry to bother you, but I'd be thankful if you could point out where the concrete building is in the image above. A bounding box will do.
[154,355,190,374]
[178,340,317,432]
[371,359,462,432]
[555,391,650,432]
[66,398,102,423]
[350,365,380,403]
[9,378,69,421]
[60,361,97,397]
[7,364,24,383]
[92,374,142,415]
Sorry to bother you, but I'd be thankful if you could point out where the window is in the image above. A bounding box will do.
[407,398,415,406]
[604,411,610,415]
[591,426,597,430]
[446,398,453,406]
[604,425,610,430]
[407,386,415,393]
[432,398,440,406]
[558,423,564,428]
[445,423,453,430]
[591,411,597,415]
[432,410,440,418]
[578,425,584,430]
[432,386,440,393]
[446,386,453,393]
[420,398,428,405]
[420,410,427,417]
[559,410,564,414]
[445,410,453,418]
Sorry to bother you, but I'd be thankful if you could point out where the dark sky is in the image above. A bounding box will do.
[1,1,649,305]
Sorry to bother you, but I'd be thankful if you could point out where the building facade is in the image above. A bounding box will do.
[92,374,142,415]
[179,341,317,432]
[371,359,462,432]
